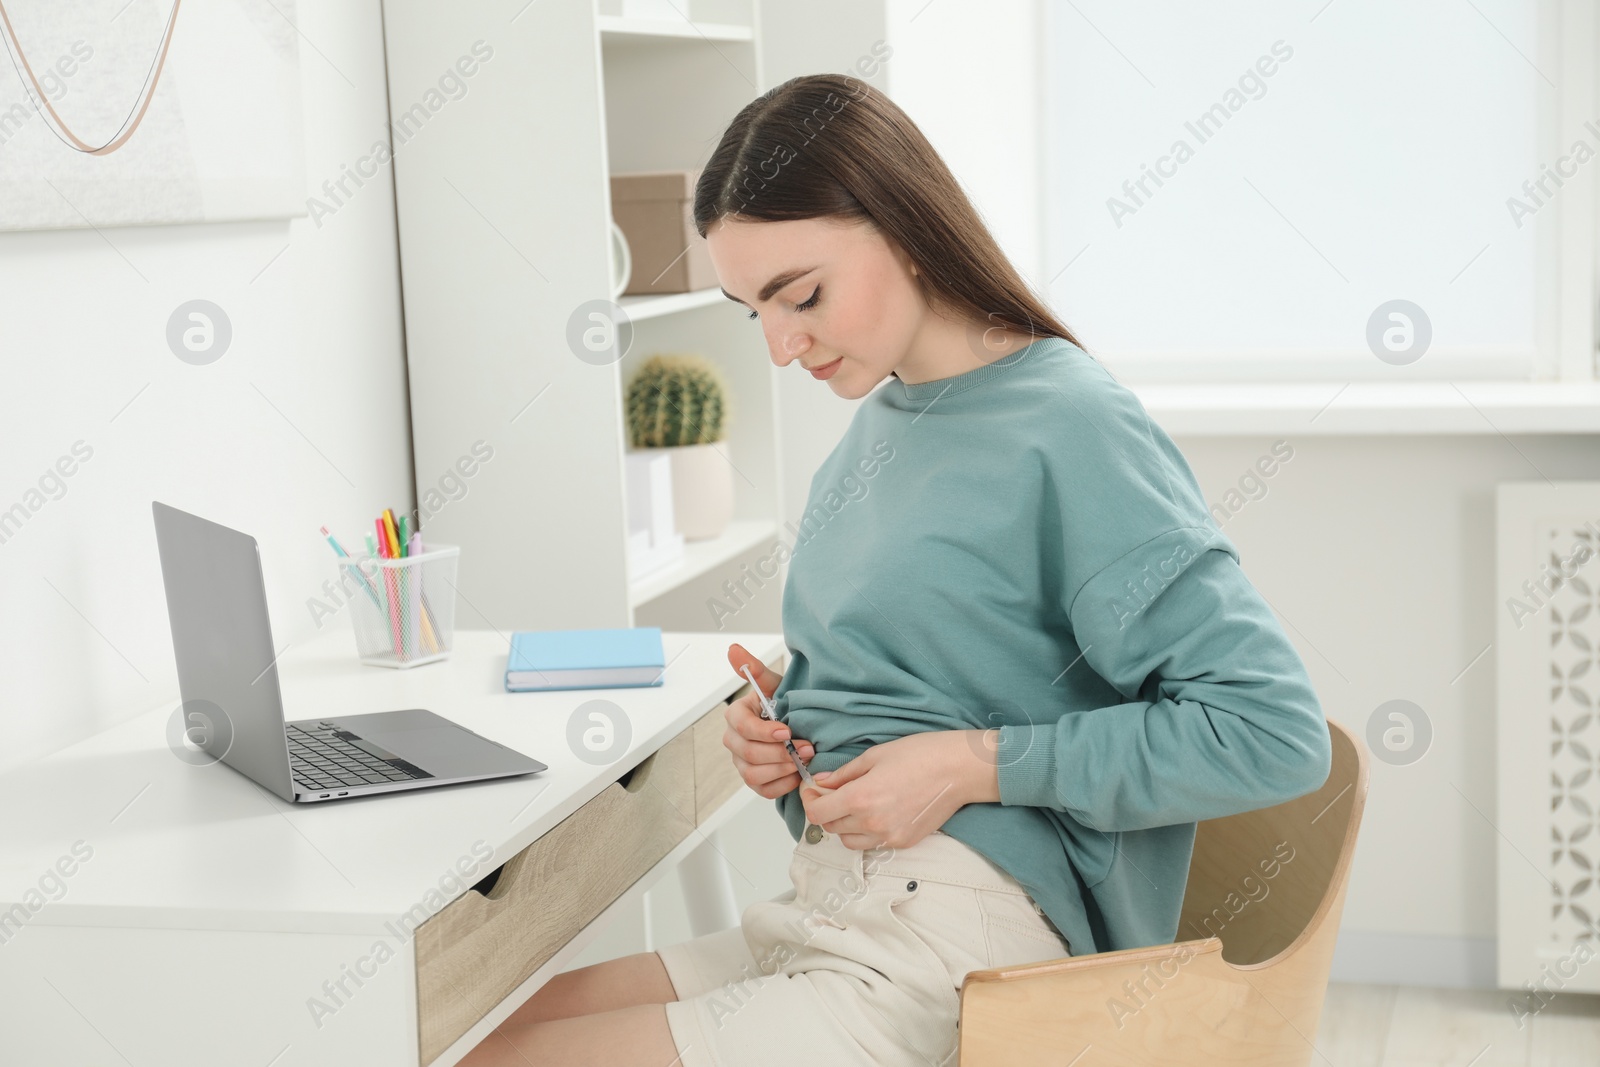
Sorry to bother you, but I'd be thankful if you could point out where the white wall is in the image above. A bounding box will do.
[0,2,413,775]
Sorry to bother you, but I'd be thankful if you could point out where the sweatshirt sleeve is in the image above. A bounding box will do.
[991,358,1331,831]
[994,526,1332,831]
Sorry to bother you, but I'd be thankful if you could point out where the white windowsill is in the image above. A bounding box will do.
[1125,380,1600,436]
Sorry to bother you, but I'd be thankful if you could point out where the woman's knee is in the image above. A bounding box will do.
[579,1002,681,1066]
[503,951,678,1026]
[461,1002,678,1067]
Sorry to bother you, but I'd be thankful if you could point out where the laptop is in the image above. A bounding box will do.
[151,501,546,803]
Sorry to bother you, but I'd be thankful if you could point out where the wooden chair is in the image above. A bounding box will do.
[958,718,1369,1067]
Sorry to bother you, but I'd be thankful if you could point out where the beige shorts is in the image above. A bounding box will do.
[656,825,1073,1067]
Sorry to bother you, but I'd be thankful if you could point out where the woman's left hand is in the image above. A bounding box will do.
[799,730,987,850]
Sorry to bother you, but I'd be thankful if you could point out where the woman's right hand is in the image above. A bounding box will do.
[724,643,815,799]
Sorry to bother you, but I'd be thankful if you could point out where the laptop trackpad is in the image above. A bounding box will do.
[364,724,530,778]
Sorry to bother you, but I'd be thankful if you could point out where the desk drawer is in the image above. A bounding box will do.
[692,697,745,825]
[414,728,696,1065]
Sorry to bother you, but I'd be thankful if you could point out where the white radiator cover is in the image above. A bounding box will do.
[1496,482,1600,995]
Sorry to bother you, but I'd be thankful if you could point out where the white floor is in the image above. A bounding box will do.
[1315,982,1600,1066]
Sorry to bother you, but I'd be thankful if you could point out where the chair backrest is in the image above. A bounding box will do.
[1175,718,1368,966]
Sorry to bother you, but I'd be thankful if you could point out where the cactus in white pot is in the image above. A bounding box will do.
[625,353,734,540]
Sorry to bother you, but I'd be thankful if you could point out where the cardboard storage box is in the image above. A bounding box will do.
[610,169,719,296]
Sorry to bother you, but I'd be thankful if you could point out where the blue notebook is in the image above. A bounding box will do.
[505,627,666,692]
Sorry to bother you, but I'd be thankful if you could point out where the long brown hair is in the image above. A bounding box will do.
[693,72,1087,354]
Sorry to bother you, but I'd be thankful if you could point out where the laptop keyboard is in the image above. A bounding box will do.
[287,722,431,791]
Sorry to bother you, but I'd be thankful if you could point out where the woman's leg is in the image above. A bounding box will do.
[455,952,682,1066]
[501,951,678,1025]
[455,1002,681,1067]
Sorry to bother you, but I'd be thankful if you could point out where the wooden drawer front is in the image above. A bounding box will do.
[414,728,696,1065]
[693,699,743,825]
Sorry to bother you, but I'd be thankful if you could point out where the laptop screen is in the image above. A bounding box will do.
[151,502,296,800]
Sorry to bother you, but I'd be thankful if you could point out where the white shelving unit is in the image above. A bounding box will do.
[617,286,728,322]
[379,0,884,636]
[596,15,755,43]
[628,516,780,607]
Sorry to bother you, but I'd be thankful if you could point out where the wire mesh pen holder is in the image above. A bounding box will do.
[338,544,459,668]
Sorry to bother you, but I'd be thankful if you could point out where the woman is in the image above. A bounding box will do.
[462,72,1331,1067]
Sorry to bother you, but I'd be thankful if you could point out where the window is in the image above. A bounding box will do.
[1043,0,1595,384]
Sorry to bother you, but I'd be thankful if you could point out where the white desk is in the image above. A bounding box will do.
[0,628,785,1066]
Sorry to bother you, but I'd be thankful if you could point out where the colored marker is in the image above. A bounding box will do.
[322,526,382,609]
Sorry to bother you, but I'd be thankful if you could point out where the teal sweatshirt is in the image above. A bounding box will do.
[770,336,1331,955]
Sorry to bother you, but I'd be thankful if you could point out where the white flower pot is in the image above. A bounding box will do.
[664,441,734,541]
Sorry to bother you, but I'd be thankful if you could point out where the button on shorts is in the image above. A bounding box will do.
[656,826,1073,1067]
